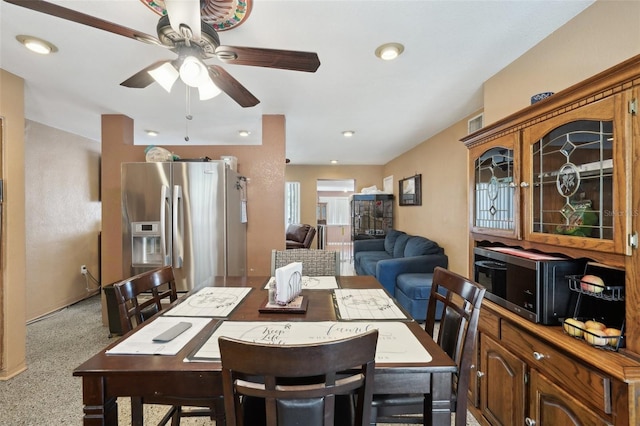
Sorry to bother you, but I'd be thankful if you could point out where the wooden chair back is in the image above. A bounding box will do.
[220,330,378,426]
[370,267,484,425]
[111,266,218,425]
[111,266,178,334]
[271,249,340,276]
[425,266,486,426]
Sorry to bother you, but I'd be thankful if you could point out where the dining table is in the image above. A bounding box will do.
[73,275,457,425]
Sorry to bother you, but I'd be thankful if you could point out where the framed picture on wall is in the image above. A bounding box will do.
[399,174,422,206]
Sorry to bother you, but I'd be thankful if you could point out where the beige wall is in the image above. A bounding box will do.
[484,0,640,124]
[24,121,102,320]
[384,114,475,277]
[285,165,386,234]
[0,69,27,379]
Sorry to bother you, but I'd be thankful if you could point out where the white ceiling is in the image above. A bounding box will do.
[0,0,594,165]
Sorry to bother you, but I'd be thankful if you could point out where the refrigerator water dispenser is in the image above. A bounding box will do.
[131,222,163,267]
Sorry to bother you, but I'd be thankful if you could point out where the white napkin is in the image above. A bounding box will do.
[274,262,303,305]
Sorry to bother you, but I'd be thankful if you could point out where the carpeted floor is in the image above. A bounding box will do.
[0,294,481,425]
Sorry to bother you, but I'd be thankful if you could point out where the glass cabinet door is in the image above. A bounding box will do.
[523,95,629,254]
[471,133,520,238]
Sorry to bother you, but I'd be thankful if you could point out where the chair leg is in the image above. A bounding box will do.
[131,397,144,426]
[214,397,226,424]
[156,405,180,426]
[369,405,377,426]
[423,394,432,426]
[170,406,181,426]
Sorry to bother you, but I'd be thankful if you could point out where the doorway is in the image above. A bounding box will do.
[316,179,355,273]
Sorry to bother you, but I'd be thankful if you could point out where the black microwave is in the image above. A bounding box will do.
[473,247,584,325]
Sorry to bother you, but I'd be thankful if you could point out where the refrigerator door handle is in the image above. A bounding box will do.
[161,185,172,265]
[173,185,184,268]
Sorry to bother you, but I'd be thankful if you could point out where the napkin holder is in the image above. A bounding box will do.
[259,262,307,313]
[274,262,303,305]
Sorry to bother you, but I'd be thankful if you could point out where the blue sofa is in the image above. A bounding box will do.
[353,229,448,301]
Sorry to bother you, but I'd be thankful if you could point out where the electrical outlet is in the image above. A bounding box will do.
[80,265,88,275]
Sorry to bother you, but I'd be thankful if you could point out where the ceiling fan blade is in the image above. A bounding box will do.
[215,46,320,73]
[121,60,175,88]
[164,0,202,41]
[207,65,259,108]
[3,0,162,45]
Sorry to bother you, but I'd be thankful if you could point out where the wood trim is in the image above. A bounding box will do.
[482,300,640,383]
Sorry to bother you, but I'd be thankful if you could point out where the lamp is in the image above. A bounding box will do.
[198,76,222,100]
[16,35,57,55]
[148,62,179,92]
[179,56,208,87]
[147,56,221,100]
[375,42,404,61]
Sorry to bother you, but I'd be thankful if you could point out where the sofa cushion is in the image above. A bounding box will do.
[404,236,441,257]
[392,234,411,258]
[355,251,393,276]
[395,272,444,321]
[384,229,406,256]
[396,273,434,300]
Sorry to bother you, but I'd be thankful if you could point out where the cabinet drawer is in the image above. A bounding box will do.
[502,323,611,414]
[479,307,500,338]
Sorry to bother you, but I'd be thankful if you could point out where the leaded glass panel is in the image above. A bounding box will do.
[531,120,614,239]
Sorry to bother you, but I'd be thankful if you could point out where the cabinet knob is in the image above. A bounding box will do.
[533,351,545,361]
[509,182,517,188]
[520,182,530,188]
[476,371,485,378]
[525,417,536,426]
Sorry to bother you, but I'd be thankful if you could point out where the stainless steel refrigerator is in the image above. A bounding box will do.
[121,161,247,291]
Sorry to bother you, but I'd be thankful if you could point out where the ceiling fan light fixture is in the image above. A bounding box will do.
[179,56,208,87]
[198,77,222,100]
[342,130,355,137]
[375,42,404,61]
[17,35,57,55]
[148,62,179,92]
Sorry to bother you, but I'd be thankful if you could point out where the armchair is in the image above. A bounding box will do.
[285,223,316,249]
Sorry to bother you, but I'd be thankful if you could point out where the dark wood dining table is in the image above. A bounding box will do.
[73,275,456,425]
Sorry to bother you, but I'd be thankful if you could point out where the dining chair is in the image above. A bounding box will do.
[369,266,486,426]
[111,266,219,426]
[271,248,341,276]
[219,329,379,426]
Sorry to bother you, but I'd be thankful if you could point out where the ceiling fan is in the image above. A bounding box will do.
[5,0,321,107]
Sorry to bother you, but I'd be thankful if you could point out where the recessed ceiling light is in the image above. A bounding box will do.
[145,130,159,136]
[375,42,404,61]
[238,130,251,137]
[330,160,338,164]
[342,130,355,137]
[16,35,57,55]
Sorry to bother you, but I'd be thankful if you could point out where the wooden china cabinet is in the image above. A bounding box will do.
[462,54,640,426]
